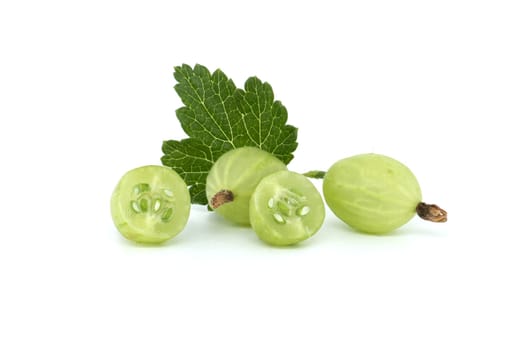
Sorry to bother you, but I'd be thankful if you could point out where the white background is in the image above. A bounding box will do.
[1,0,525,349]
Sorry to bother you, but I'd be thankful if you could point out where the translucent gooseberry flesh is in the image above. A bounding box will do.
[250,170,325,246]
[110,165,191,243]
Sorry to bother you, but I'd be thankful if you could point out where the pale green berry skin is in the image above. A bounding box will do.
[250,170,325,246]
[323,154,422,234]
[111,165,191,243]
[206,147,287,226]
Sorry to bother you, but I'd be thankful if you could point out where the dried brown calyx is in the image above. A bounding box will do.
[416,202,448,223]
[210,189,234,209]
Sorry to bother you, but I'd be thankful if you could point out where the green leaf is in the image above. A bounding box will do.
[161,139,217,205]
[162,64,298,204]
[236,77,298,164]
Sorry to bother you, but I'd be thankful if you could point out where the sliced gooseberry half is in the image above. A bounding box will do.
[110,165,191,244]
[249,170,325,246]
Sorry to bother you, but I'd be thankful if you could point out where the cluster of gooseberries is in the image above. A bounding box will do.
[110,147,447,246]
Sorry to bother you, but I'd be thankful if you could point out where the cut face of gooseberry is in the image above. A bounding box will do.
[111,165,191,243]
[249,170,325,246]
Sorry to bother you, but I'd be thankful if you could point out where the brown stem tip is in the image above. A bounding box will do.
[416,202,448,223]
[210,189,234,209]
